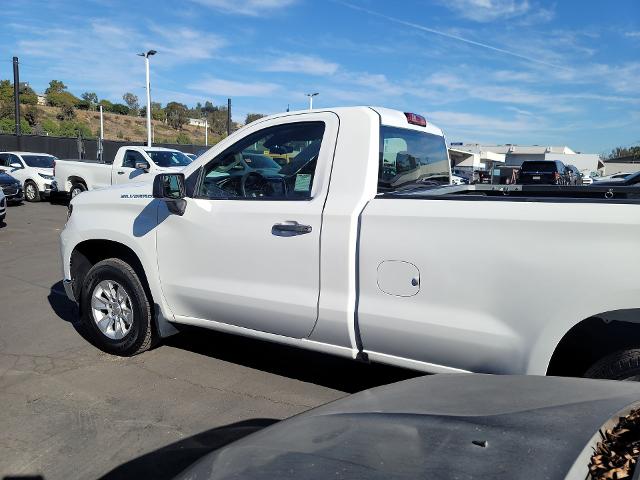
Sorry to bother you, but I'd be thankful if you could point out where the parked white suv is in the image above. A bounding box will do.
[0,151,57,202]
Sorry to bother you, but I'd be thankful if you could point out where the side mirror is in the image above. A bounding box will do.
[10,162,22,169]
[135,160,150,172]
[153,173,187,215]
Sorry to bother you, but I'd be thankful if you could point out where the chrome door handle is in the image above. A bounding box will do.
[272,222,312,236]
[117,171,125,175]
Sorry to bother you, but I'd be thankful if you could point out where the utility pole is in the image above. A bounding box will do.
[137,49,157,147]
[205,117,208,146]
[227,98,232,136]
[98,105,104,162]
[306,92,319,110]
[12,57,21,147]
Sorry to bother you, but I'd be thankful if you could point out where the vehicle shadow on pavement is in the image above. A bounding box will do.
[48,281,78,324]
[47,282,422,393]
[167,326,421,394]
[98,418,278,480]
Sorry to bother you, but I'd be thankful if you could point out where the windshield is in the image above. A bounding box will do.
[145,150,192,168]
[378,126,449,192]
[22,155,55,168]
[520,162,558,173]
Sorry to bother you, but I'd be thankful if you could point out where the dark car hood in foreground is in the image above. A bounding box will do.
[175,374,640,480]
[0,172,19,185]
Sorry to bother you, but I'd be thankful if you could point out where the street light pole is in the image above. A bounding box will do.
[306,92,319,110]
[138,49,157,147]
[205,117,208,146]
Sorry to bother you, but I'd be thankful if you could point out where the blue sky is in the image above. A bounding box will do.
[1,0,639,153]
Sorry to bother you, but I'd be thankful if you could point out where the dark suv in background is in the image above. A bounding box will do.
[518,160,570,185]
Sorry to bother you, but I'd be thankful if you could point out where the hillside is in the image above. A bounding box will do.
[36,105,218,145]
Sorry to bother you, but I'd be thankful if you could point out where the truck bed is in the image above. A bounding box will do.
[382,184,640,203]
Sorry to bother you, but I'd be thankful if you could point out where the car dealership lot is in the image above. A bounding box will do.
[0,201,417,480]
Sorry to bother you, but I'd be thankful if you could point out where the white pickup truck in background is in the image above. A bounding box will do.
[54,146,193,198]
[60,106,640,381]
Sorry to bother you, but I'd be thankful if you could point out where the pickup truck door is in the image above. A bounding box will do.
[155,113,338,338]
[112,150,150,185]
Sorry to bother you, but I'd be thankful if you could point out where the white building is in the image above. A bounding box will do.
[450,143,604,174]
[188,118,207,127]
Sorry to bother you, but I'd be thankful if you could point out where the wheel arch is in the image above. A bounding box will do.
[70,239,178,338]
[67,176,87,191]
[546,310,640,377]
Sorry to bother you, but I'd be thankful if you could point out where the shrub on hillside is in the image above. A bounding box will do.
[0,117,31,134]
[176,132,192,144]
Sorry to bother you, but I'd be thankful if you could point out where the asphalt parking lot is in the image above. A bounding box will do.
[0,200,419,480]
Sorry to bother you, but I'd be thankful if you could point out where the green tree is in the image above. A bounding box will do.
[110,103,130,115]
[19,84,38,105]
[606,146,640,160]
[122,92,139,116]
[98,99,114,111]
[166,101,188,130]
[81,92,98,105]
[0,80,37,107]
[245,113,265,125]
[45,80,67,95]
[76,100,91,110]
[202,101,215,113]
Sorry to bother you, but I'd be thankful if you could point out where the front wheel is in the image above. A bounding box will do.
[584,349,640,381]
[79,258,155,356]
[24,181,41,202]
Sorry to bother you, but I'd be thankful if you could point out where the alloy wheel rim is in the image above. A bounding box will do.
[26,184,35,199]
[71,188,81,198]
[91,280,133,339]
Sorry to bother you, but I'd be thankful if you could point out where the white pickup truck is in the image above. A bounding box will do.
[54,146,192,198]
[60,106,640,380]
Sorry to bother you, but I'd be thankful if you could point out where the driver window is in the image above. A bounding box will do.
[198,121,325,200]
[123,150,145,169]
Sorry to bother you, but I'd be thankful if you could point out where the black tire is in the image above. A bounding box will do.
[24,181,41,202]
[79,258,155,356]
[584,349,640,381]
[70,182,87,198]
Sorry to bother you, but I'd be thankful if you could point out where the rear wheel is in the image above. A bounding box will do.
[24,181,40,202]
[70,183,86,198]
[79,258,155,356]
[584,349,640,381]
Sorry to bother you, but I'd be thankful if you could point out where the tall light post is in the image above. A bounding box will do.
[306,92,319,110]
[138,49,157,147]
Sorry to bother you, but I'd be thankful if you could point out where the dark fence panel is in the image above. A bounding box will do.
[0,134,206,164]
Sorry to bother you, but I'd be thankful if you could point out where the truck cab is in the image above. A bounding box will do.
[54,146,193,197]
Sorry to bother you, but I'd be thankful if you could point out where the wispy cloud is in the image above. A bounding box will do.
[261,54,339,75]
[13,19,227,102]
[625,31,640,39]
[190,0,296,16]
[188,77,280,96]
[335,1,568,69]
[436,0,554,23]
